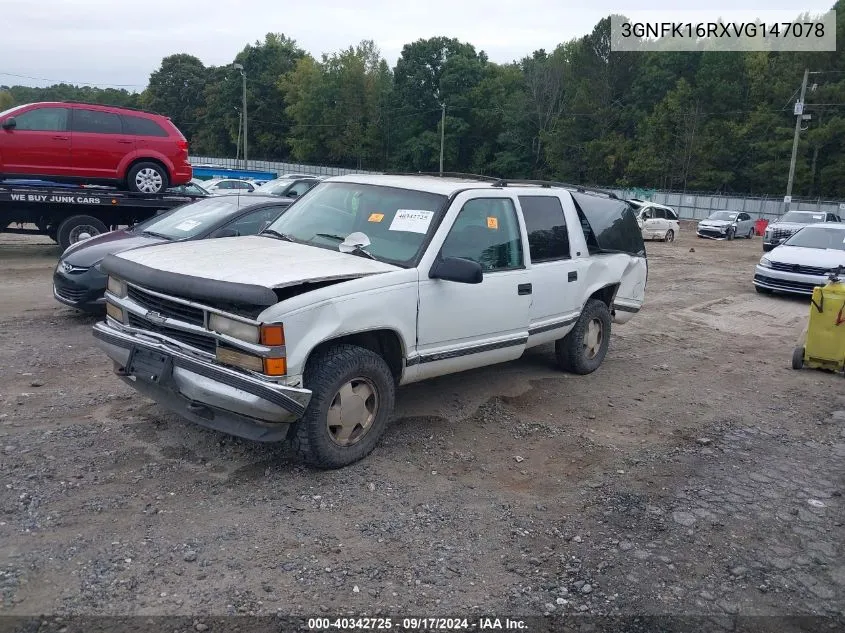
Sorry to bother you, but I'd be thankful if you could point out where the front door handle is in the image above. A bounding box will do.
[52,135,69,140]
[568,271,577,282]
[117,139,134,144]
[517,283,532,295]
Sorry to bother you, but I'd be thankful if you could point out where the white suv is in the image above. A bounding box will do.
[93,175,648,468]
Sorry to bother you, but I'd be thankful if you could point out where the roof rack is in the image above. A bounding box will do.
[60,101,153,114]
[391,171,502,183]
[490,179,618,199]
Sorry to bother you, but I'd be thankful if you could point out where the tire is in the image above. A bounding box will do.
[664,229,675,243]
[726,227,735,241]
[746,227,754,239]
[55,215,108,251]
[792,346,804,370]
[290,344,395,469]
[755,285,772,295]
[127,161,169,194]
[555,299,612,375]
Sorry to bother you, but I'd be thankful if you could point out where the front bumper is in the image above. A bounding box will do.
[92,320,312,442]
[697,227,729,239]
[753,265,823,296]
[53,267,108,312]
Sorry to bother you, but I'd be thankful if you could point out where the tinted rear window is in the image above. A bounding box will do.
[571,192,645,257]
[122,114,169,137]
[71,109,122,134]
[518,195,570,261]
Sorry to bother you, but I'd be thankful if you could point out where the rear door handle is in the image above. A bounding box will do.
[52,135,69,140]
[117,139,134,144]
[568,271,577,282]
[517,283,532,295]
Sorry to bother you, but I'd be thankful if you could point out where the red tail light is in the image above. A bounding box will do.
[177,140,188,151]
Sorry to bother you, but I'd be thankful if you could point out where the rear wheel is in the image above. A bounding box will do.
[664,229,675,242]
[290,344,395,469]
[746,226,754,239]
[127,162,169,194]
[555,299,612,375]
[55,215,108,251]
[792,347,805,370]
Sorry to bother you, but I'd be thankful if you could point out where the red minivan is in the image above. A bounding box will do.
[0,101,192,194]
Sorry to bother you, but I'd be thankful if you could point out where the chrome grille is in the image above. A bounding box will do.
[127,285,205,327]
[127,313,216,354]
[771,228,796,240]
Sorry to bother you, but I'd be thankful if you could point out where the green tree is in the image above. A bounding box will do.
[142,54,208,145]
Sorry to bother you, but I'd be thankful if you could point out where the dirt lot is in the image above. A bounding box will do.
[0,227,843,621]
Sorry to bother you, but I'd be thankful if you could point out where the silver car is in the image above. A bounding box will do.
[697,211,755,240]
[754,223,845,296]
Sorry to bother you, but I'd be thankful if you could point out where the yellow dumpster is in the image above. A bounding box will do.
[793,266,845,373]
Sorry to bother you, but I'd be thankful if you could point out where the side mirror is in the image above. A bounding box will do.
[213,227,239,238]
[2,117,16,130]
[429,256,483,284]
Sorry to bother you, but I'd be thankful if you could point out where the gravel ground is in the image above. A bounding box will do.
[0,228,843,620]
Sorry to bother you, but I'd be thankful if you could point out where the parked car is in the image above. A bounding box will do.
[754,223,845,296]
[53,194,291,313]
[167,182,210,197]
[629,200,680,242]
[254,177,320,199]
[762,210,841,251]
[0,101,192,193]
[696,210,755,240]
[202,178,261,195]
[93,175,647,468]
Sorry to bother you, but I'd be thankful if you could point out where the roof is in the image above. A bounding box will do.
[324,173,616,198]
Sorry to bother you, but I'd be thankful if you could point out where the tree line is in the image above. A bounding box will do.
[3,5,845,198]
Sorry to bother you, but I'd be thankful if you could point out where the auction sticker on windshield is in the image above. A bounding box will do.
[389,209,434,233]
[174,219,202,231]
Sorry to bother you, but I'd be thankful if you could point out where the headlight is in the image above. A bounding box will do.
[759,257,773,268]
[209,313,260,343]
[107,276,126,298]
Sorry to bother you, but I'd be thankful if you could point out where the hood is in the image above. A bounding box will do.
[768,245,845,269]
[101,235,401,308]
[61,229,169,267]
[699,219,733,228]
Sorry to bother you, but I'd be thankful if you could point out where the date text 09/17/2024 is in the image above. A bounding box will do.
[307,617,527,630]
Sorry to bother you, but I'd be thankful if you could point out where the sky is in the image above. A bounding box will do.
[1,0,836,91]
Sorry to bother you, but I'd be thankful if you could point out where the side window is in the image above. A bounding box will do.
[216,181,233,190]
[71,109,122,134]
[666,207,679,220]
[13,107,69,131]
[518,195,570,262]
[224,205,285,236]
[289,181,314,196]
[122,115,168,137]
[440,198,523,272]
[233,181,251,190]
[642,208,653,219]
[654,208,667,219]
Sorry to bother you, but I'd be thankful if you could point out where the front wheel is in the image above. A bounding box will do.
[127,162,169,194]
[555,299,612,375]
[290,344,395,469]
[726,228,735,241]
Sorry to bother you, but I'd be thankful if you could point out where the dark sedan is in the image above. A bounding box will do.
[53,194,292,313]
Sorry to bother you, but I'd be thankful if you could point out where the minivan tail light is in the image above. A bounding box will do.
[177,140,188,151]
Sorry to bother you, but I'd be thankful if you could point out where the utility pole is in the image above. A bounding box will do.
[233,63,248,170]
[439,103,445,176]
[785,68,809,210]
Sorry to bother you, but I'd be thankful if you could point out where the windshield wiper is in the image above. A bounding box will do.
[260,229,296,242]
[142,230,174,240]
[315,233,377,260]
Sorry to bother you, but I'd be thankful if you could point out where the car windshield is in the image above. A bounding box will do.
[781,211,826,224]
[784,227,845,251]
[263,182,448,266]
[709,211,738,221]
[138,196,243,239]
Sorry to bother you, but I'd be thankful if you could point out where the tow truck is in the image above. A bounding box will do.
[0,180,203,250]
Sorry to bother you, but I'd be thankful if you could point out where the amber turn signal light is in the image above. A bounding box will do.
[263,357,287,376]
[260,324,285,346]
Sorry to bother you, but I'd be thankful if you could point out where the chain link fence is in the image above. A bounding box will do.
[190,156,845,221]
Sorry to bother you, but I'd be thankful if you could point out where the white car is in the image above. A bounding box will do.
[202,178,261,195]
[629,199,680,242]
[697,210,756,240]
[93,175,647,468]
[754,223,845,296]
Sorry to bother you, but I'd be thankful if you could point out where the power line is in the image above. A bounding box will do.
[0,72,145,89]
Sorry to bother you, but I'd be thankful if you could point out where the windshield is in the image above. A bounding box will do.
[781,211,826,224]
[784,227,845,251]
[138,196,243,239]
[708,211,738,221]
[264,182,448,266]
